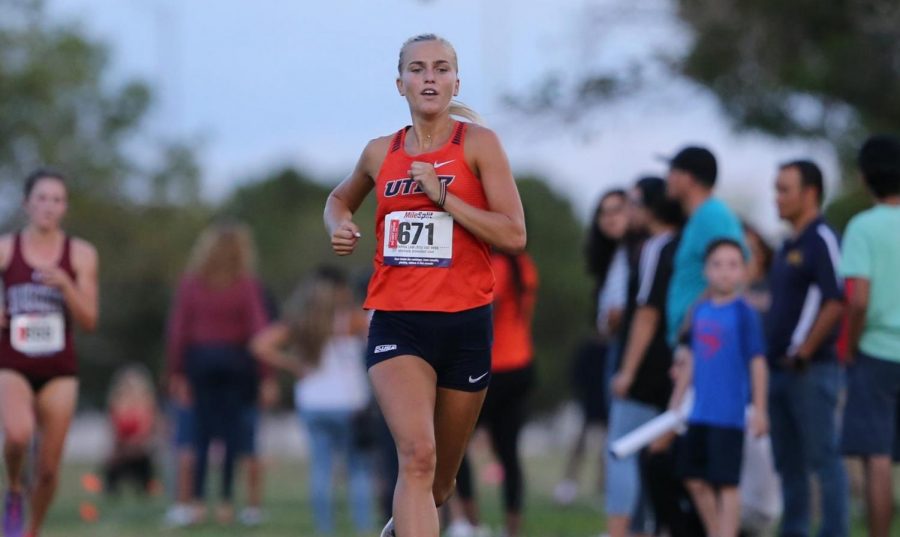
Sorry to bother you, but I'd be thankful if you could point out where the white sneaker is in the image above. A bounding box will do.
[162,504,195,528]
[445,521,475,537]
[552,479,579,505]
[238,506,265,527]
[379,517,395,537]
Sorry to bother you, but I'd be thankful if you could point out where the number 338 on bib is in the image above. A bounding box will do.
[10,312,66,356]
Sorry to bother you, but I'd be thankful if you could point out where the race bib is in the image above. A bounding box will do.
[383,211,453,267]
[10,313,65,356]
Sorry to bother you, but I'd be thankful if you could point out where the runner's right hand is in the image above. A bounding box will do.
[330,220,361,256]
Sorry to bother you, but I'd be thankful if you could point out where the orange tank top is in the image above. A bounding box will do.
[491,251,538,372]
[364,122,494,312]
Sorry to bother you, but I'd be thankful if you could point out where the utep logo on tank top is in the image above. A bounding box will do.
[383,175,455,197]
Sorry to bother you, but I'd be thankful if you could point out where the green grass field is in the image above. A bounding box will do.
[39,453,600,537]
[33,452,900,536]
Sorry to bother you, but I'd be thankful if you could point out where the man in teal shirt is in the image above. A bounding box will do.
[664,146,745,344]
[840,134,900,537]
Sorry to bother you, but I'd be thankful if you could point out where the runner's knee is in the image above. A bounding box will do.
[398,439,436,481]
[3,421,33,453]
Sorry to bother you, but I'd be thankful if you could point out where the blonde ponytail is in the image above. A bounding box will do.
[449,100,486,126]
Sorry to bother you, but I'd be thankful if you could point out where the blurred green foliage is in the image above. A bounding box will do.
[0,0,199,202]
[674,0,900,230]
[509,1,900,229]
[678,0,900,144]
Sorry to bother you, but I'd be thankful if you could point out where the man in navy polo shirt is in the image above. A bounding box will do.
[767,160,848,537]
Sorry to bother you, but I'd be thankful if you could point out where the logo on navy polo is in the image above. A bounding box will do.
[384,175,455,197]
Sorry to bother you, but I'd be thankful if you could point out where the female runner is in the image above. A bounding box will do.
[324,33,526,537]
[0,168,99,537]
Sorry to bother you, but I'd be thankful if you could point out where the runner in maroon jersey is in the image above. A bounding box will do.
[0,168,99,537]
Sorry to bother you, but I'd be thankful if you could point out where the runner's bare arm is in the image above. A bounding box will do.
[324,137,387,256]
[0,235,10,328]
[0,235,12,272]
[59,239,99,331]
[445,125,525,252]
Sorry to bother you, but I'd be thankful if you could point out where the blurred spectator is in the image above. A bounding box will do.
[451,249,539,537]
[767,160,847,537]
[554,189,629,505]
[236,283,280,527]
[104,364,157,496]
[165,221,269,525]
[161,394,195,527]
[252,266,374,536]
[742,223,773,316]
[670,239,769,537]
[606,177,683,537]
[664,146,745,345]
[740,222,781,537]
[840,135,900,537]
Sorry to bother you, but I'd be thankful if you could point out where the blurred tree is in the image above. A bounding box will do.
[509,1,900,230]
[0,0,198,202]
[510,1,899,147]
[678,0,900,144]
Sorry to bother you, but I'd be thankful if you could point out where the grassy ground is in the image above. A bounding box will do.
[30,451,900,536]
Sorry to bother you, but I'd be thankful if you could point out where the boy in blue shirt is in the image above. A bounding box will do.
[671,238,769,537]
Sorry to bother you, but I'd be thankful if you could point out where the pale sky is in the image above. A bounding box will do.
[50,0,839,239]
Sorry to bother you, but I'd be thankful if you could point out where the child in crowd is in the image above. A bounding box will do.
[104,365,158,496]
[670,239,769,537]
